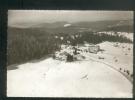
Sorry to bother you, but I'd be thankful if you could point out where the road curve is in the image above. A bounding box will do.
[7,58,133,97]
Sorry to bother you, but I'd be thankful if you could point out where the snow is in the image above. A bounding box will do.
[7,55,132,97]
[64,24,71,27]
[57,42,133,82]
[78,42,133,82]
[97,31,133,42]
[98,42,133,78]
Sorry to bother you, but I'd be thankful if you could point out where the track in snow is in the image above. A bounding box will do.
[7,58,132,97]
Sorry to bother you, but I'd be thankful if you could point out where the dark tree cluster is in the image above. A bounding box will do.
[7,27,132,66]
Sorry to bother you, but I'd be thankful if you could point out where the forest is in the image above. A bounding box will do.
[7,26,132,66]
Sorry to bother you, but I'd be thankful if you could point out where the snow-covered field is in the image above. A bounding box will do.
[83,42,133,82]
[7,42,133,98]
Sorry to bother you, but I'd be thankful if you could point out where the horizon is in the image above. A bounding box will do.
[8,10,133,27]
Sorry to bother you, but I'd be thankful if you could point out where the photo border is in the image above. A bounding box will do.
[0,0,134,100]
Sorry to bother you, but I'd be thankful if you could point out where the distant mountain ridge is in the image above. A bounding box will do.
[9,19,133,33]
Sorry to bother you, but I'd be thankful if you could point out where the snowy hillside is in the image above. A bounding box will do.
[7,42,133,98]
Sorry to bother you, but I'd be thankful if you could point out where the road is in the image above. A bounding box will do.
[7,58,132,97]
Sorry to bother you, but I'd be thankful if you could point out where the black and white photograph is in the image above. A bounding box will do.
[7,10,133,97]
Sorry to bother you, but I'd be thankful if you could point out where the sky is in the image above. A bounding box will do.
[8,10,133,26]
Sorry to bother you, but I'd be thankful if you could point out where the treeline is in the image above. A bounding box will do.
[7,27,132,66]
[73,32,132,44]
[7,28,61,66]
[55,32,132,45]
